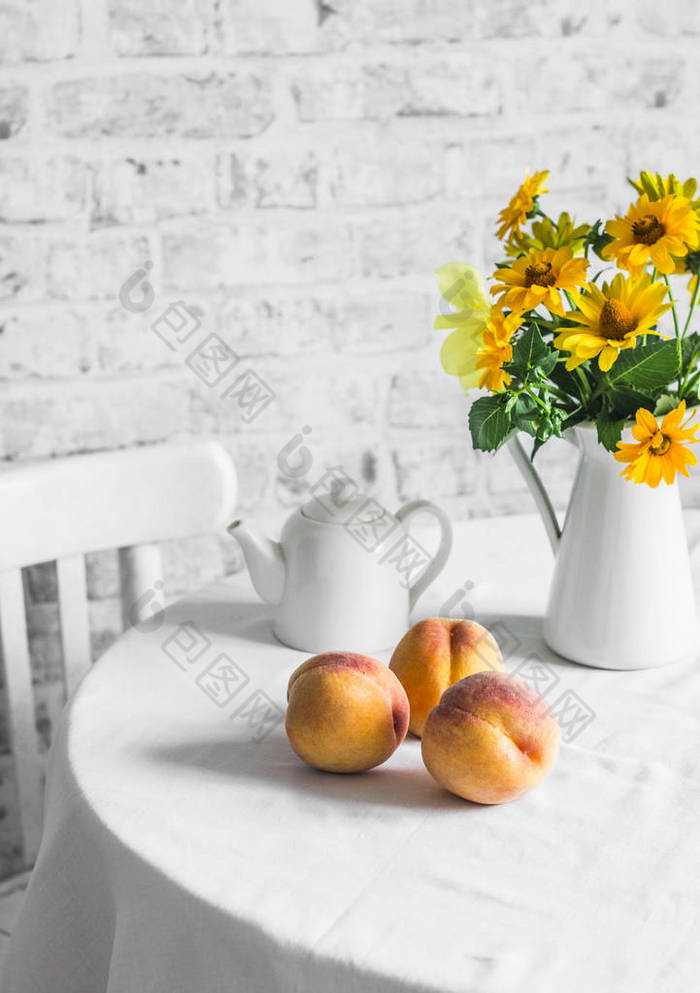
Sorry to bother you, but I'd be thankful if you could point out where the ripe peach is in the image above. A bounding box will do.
[285,652,410,773]
[389,618,504,737]
[421,671,560,804]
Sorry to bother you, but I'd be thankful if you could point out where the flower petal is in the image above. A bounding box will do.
[636,408,659,436]
[435,264,487,308]
[646,456,663,487]
[440,326,482,375]
[598,345,619,371]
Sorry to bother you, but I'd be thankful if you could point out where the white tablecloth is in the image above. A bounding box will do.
[4,513,700,993]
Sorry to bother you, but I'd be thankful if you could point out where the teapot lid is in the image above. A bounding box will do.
[300,470,397,527]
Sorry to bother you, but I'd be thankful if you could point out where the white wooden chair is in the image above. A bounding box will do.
[0,440,237,870]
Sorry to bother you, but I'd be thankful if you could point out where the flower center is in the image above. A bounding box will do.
[650,430,671,456]
[600,299,638,340]
[632,214,665,245]
[524,261,557,287]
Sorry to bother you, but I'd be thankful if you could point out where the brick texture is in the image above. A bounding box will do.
[0,0,80,62]
[1,0,700,879]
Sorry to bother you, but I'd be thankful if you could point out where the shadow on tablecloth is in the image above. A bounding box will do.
[147,733,472,812]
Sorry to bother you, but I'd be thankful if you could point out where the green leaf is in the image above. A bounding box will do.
[512,393,539,437]
[514,393,537,414]
[605,338,678,392]
[512,322,548,367]
[585,219,614,258]
[550,407,565,438]
[535,350,559,378]
[530,419,558,458]
[685,250,700,277]
[681,331,700,367]
[654,393,680,416]
[596,410,626,452]
[515,418,538,439]
[468,395,512,452]
[549,362,583,400]
[560,409,588,434]
[602,386,653,421]
[640,172,659,200]
[530,436,548,460]
[507,323,554,382]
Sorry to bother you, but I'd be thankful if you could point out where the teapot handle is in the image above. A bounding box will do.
[394,500,453,611]
[506,435,561,554]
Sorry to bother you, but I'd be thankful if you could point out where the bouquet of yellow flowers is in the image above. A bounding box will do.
[436,170,700,487]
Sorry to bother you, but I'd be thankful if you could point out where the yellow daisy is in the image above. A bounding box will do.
[554,272,671,372]
[475,309,523,392]
[507,212,590,258]
[434,262,490,391]
[496,170,549,242]
[615,401,699,487]
[628,170,698,204]
[604,193,700,276]
[491,246,589,317]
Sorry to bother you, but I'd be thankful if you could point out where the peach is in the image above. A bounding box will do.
[389,618,504,737]
[285,652,409,773]
[421,671,560,804]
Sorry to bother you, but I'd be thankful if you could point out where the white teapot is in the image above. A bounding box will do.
[228,482,452,653]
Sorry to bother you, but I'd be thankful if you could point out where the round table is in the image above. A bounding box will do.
[4,513,700,993]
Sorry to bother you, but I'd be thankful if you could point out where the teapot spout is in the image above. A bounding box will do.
[227,520,285,605]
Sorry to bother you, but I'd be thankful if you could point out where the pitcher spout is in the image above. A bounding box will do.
[227,520,285,605]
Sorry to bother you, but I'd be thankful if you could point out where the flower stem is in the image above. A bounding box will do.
[563,289,576,311]
[550,383,577,405]
[663,274,682,372]
[574,367,592,407]
[522,384,550,414]
[679,347,700,399]
[683,277,700,336]
[588,372,612,408]
[663,275,681,336]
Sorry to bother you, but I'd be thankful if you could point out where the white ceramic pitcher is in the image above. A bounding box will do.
[509,425,699,670]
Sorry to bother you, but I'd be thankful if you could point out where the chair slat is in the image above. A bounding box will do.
[0,441,237,572]
[0,570,43,864]
[56,555,92,698]
[118,544,164,630]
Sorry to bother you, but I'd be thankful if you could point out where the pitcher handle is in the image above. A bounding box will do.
[506,435,561,554]
[395,499,453,611]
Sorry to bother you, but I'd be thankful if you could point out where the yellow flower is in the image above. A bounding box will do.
[434,263,490,391]
[604,193,700,275]
[628,170,698,204]
[506,212,590,258]
[615,401,699,487]
[554,272,671,372]
[491,246,589,317]
[475,309,523,392]
[496,170,549,242]
[627,175,700,288]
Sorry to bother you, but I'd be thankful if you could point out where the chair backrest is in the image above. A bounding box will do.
[0,440,237,867]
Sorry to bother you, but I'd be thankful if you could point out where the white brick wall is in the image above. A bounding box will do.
[1,0,700,875]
